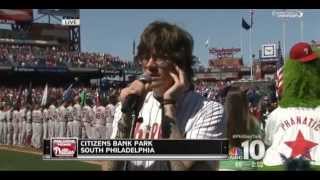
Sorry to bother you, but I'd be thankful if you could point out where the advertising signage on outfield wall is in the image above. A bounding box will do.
[29,23,70,42]
[0,9,33,24]
[38,9,79,18]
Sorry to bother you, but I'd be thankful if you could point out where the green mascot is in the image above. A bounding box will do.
[263,42,320,168]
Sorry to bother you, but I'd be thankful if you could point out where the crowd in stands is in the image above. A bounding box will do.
[194,81,278,127]
[194,81,232,103]
[0,43,140,71]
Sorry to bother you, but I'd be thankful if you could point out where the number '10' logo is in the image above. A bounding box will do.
[241,140,266,160]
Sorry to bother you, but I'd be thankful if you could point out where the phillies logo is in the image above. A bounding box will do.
[51,138,77,158]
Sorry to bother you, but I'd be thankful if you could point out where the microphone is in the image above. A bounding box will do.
[121,74,150,171]
[121,74,151,113]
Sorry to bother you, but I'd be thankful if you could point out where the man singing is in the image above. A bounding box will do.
[107,21,225,170]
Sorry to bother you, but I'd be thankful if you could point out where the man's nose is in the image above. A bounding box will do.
[145,57,157,68]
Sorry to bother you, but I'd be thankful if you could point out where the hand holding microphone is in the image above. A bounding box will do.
[120,74,152,113]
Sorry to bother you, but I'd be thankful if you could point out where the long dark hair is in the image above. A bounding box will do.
[224,86,258,147]
[136,21,195,82]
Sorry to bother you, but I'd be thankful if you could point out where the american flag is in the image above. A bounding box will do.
[276,42,284,99]
[63,83,73,102]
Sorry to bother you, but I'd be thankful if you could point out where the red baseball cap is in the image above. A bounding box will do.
[289,42,318,63]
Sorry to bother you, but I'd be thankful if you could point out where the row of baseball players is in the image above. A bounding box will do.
[0,96,117,149]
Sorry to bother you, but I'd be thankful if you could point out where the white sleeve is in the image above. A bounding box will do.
[111,106,116,116]
[105,107,110,124]
[186,101,225,139]
[81,108,86,122]
[108,106,115,123]
[27,111,31,121]
[110,103,122,139]
[41,112,44,122]
[264,111,277,146]
[89,108,94,123]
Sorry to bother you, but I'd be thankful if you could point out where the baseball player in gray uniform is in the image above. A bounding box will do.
[42,107,49,140]
[6,104,13,145]
[19,102,28,146]
[105,95,117,139]
[66,102,74,137]
[92,99,107,139]
[12,107,20,145]
[57,102,67,137]
[81,102,93,139]
[31,103,43,149]
[25,105,32,146]
[48,102,57,138]
[0,104,6,144]
[72,97,82,138]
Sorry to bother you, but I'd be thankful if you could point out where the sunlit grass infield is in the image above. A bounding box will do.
[0,149,101,171]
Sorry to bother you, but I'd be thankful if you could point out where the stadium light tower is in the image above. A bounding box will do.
[272,9,304,58]
[36,9,81,52]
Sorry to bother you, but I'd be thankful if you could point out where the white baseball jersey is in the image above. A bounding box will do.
[0,110,6,144]
[263,107,320,166]
[94,106,107,126]
[82,105,93,139]
[66,105,74,122]
[19,108,27,145]
[5,109,13,145]
[105,104,115,138]
[26,110,31,124]
[31,109,43,149]
[58,106,67,122]
[111,90,225,170]
[43,108,49,139]
[19,108,27,122]
[32,109,43,123]
[73,104,82,122]
[0,111,5,122]
[6,110,12,122]
[48,105,57,138]
[43,109,49,122]
[106,104,115,124]
[12,110,20,123]
[82,105,93,123]
[48,105,58,121]
[12,110,20,145]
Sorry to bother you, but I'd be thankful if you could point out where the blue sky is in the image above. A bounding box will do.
[3,9,320,67]
[79,9,320,67]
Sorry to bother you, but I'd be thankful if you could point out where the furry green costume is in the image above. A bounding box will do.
[280,47,320,108]
[263,42,320,167]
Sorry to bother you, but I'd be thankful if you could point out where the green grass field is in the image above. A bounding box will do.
[219,160,320,171]
[0,149,101,171]
[258,165,320,171]
[2,148,320,171]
